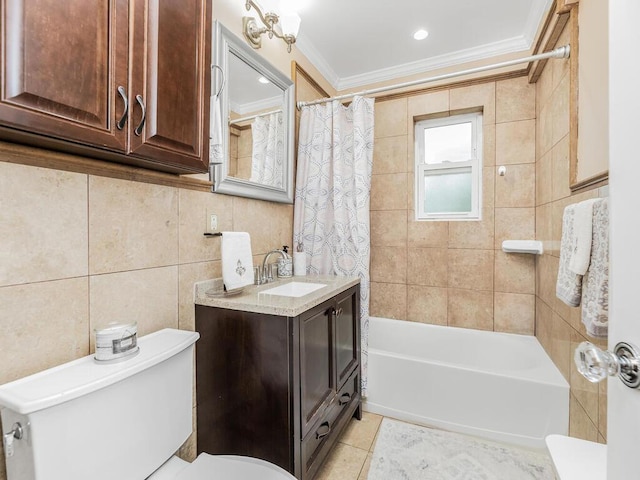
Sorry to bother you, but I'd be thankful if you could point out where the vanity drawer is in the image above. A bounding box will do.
[301,372,360,480]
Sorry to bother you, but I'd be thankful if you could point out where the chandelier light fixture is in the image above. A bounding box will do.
[243,0,301,53]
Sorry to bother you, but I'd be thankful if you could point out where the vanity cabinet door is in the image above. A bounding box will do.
[334,288,359,388]
[0,0,129,151]
[299,301,335,438]
[128,0,209,171]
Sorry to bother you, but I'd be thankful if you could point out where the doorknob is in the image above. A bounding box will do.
[575,341,640,388]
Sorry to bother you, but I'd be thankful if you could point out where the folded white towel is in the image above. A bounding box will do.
[556,204,584,307]
[569,198,599,275]
[581,199,609,338]
[221,232,254,291]
[209,95,224,165]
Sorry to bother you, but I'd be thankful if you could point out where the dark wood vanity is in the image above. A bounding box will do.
[195,278,361,480]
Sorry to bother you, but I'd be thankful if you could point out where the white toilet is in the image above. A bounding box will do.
[0,329,297,480]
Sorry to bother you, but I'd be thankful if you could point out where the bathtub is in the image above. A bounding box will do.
[363,317,569,449]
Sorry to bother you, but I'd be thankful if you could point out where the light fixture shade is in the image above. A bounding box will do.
[280,12,301,37]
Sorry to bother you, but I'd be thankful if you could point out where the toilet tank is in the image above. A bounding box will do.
[0,329,199,480]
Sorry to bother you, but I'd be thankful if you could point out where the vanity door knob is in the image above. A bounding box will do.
[134,95,146,136]
[575,341,640,388]
[116,86,128,130]
[315,421,331,440]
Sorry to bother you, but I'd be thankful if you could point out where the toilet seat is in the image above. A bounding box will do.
[174,453,297,480]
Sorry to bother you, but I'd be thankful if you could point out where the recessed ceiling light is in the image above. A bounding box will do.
[258,76,270,84]
[413,29,429,40]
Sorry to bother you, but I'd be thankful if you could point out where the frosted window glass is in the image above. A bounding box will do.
[424,171,472,214]
[424,122,472,164]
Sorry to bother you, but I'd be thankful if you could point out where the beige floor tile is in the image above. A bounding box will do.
[339,412,384,451]
[315,443,368,480]
[357,453,373,480]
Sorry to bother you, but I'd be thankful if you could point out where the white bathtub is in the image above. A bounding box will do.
[363,317,569,449]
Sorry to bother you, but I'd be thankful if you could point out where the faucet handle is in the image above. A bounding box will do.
[253,265,263,285]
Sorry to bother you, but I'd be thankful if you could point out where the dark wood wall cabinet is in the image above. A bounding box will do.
[0,0,211,174]
[195,284,362,480]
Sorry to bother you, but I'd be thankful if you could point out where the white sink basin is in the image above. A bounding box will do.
[259,282,327,298]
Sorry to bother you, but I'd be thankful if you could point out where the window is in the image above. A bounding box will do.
[415,112,483,220]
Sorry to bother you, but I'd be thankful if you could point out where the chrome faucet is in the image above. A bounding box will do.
[260,249,290,284]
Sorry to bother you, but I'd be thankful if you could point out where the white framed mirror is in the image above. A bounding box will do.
[212,21,295,203]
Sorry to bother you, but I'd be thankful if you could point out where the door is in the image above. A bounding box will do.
[334,288,358,387]
[607,1,640,477]
[299,302,334,437]
[128,0,209,171]
[0,0,128,150]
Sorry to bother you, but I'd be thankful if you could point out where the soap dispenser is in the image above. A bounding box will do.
[277,246,293,278]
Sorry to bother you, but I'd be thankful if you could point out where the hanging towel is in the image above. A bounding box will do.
[221,232,254,291]
[568,198,600,275]
[556,203,584,307]
[209,95,224,166]
[581,198,609,338]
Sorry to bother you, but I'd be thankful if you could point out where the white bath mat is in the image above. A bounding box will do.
[368,418,556,480]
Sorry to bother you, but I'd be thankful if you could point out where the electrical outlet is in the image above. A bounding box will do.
[209,214,218,232]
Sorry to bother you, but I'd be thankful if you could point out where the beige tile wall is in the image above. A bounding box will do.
[370,76,537,334]
[534,23,608,443]
[0,157,293,479]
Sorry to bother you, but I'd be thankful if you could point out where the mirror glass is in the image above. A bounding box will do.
[212,21,295,203]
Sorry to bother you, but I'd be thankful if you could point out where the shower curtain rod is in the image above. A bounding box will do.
[229,108,282,125]
[296,45,570,109]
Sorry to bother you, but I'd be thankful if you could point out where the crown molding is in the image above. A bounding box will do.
[230,95,282,115]
[294,32,340,88]
[335,36,531,91]
[524,0,555,46]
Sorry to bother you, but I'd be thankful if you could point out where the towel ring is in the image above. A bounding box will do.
[212,65,225,98]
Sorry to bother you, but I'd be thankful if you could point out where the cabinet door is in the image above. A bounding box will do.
[334,288,359,387]
[128,0,209,171]
[299,303,334,437]
[0,0,128,150]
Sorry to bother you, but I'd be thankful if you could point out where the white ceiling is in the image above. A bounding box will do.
[292,0,553,90]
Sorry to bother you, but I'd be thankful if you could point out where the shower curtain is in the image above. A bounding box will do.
[250,112,284,188]
[293,96,374,396]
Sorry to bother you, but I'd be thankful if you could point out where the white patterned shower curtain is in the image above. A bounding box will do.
[293,96,374,396]
[250,112,284,188]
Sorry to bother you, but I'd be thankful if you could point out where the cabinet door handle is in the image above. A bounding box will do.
[315,421,331,440]
[134,94,146,136]
[339,392,351,406]
[116,86,128,130]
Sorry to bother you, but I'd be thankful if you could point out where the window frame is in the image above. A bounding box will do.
[414,112,483,221]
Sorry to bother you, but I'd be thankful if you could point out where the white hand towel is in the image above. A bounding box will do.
[568,198,600,275]
[209,95,224,165]
[556,204,584,307]
[221,232,254,291]
[581,198,609,338]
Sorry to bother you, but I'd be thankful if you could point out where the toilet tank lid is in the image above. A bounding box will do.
[0,329,199,415]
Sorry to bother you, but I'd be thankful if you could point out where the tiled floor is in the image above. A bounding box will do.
[315,412,384,480]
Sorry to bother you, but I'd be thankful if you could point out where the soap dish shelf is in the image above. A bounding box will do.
[501,240,544,255]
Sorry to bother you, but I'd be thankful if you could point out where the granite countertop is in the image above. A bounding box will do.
[194,275,360,317]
